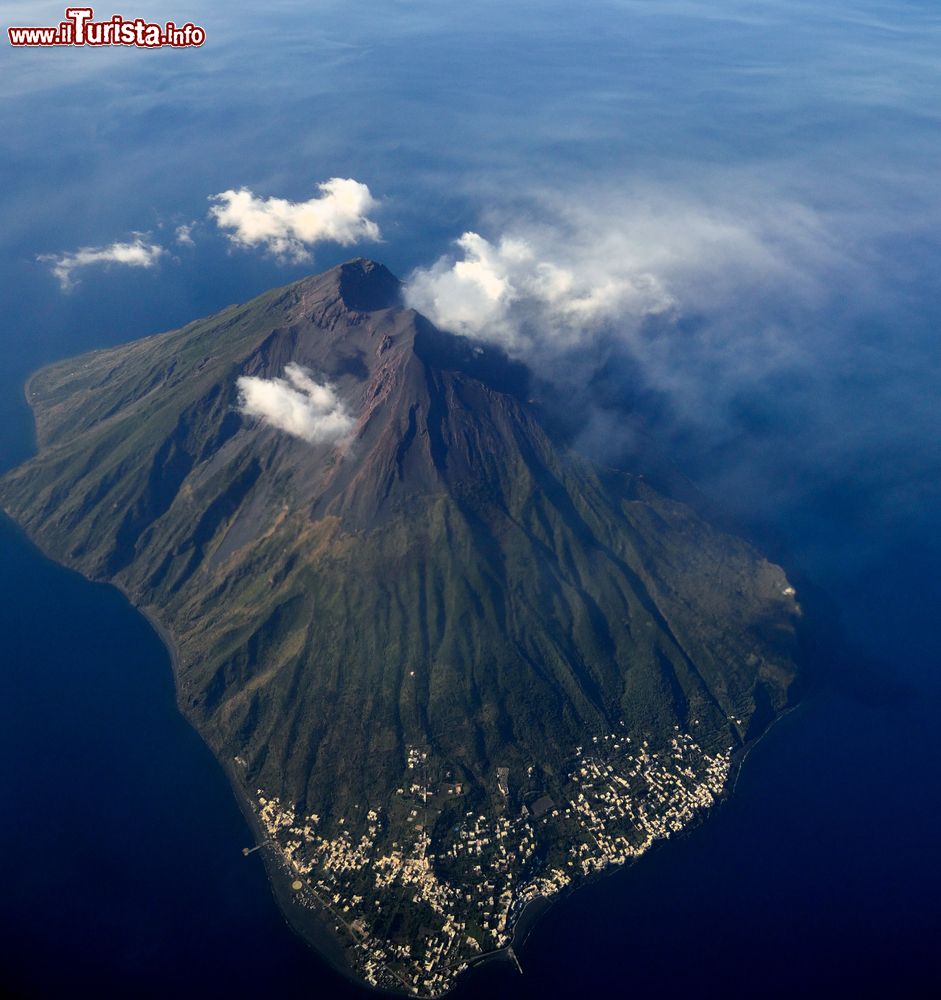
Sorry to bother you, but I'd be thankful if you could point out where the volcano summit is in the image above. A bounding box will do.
[0,259,801,995]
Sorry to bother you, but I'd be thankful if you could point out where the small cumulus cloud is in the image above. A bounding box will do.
[237,363,354,444]
[209,177,380,262]
[40,236,165,290]
[175,223,195,246]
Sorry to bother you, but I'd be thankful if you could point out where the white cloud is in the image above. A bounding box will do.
[40,237,164,290]
[406,229,674,352]
[209,177,380,262]
[175,223,195,246]
[236,363,354,445]
[404,188,839,364]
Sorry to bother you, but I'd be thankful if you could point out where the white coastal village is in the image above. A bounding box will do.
[251,725,735,997]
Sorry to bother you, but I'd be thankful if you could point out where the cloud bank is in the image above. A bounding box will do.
[209,178,380,261]
[40,237,164,290]
[237,363,354,444]
[404,188,840,366]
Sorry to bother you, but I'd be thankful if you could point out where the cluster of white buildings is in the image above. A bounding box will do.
[252,732,734,997]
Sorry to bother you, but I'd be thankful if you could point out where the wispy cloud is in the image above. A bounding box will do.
[209,178,380,262]
[237,363,354,445]
[405,186,839,365]
[39,236,165,291]
[175,223,195,246]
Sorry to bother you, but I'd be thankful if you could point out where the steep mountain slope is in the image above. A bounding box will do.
[0,259,800,995]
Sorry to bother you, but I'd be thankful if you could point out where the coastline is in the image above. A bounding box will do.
[129,597,366,987]
[503,697,806,974]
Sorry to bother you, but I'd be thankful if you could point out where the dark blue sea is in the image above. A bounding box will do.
[2,2,939,997]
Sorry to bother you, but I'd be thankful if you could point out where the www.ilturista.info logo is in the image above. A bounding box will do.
[8,7,205,47]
